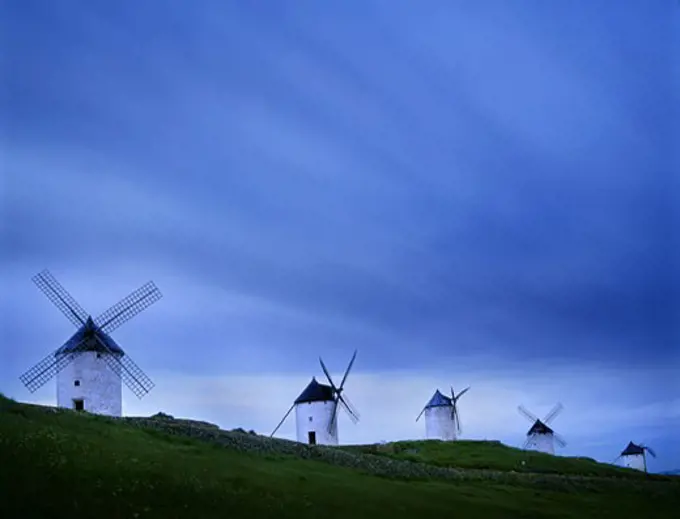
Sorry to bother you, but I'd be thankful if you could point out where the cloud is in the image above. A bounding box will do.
[2,0,677,473]
[3,143,674,372]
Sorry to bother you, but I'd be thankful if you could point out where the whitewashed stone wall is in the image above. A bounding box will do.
[424,406,457,441]
[295,400,339,445]
[622,454,645,471]
[525,433,555,455]
[56,351,123,417]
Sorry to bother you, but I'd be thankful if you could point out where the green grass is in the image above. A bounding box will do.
[340,439,650,478]
[1,394,678,519]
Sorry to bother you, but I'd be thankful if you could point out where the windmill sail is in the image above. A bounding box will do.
[20,269,161,401]
[32,270,88,328]
[321,350,360,435]
[270,351,360,444]
[94,281,162,334]
[518,403,566,453]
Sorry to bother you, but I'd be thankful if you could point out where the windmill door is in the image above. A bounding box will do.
[73,399,84,411]
[307,431,317,445]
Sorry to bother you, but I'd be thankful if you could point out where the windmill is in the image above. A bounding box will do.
[19,269,162,416]
[271,350,360,446]
[517,402,566,455]
[615,442,656,472]
[416,386,470,441]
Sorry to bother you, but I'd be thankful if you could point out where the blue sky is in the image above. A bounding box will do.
[1,1,678,472]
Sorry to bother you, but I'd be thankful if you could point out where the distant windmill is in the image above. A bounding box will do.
[416,386,470,441]
[615,442,656,472]
[19,269,162,416]
[518,402,566,455]
[271,350,360,446]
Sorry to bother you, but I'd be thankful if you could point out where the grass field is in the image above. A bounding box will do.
[1,393,677,519]
[340,439,652,478]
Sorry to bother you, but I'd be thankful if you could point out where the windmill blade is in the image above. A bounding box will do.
[32,270,88,328]
[611,455,622,465]
[319,357,339,392]
[452,406,461,434]
[518,405,539,423]
[644,446,657,458]
[453,386,470,402]
[415,406,426,422]
[338,396,359,423]
[94,281,162,334]
[18,339,88,392]
[328,399,340,434]
[553,432,567,448]
[327,416,337,436]
[522,437,531,449]
[339,400,358,424]
[339,392,360,420]
[270,404,295,437]
[543,402,564,424]
[93,335,155,398]
[339,398,359,422]
[338,349,357,390]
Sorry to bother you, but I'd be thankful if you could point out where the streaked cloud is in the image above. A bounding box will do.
[1,0,677,471]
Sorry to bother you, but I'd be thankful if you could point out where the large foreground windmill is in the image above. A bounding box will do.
[271,350,360,446]
[615,442,656,472]
[19,269,162,416]
[518,403,566,455]
[416,386,470,441]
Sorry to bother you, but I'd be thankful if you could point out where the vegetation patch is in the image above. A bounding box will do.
[1,394,678,519]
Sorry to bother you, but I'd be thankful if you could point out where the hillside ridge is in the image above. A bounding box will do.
[2,393,679,519]
[0,394,673,487]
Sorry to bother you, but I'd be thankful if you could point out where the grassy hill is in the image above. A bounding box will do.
[340,439,648,478]
[1,394,678,519]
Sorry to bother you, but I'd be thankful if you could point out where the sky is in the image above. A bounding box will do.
[1,1,678,472]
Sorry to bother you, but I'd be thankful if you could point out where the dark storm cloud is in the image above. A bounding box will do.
[2,1,677,371]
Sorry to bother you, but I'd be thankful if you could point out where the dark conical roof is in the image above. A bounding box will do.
[621,442,644,456]
[425,389,453,408]
[527,419,554,436]
[294,377,335,404]
[54,316,125,356]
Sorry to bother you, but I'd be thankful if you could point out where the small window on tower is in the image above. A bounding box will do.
[74,380,80,387]
[96,353,102,358]
[309,416,313,422]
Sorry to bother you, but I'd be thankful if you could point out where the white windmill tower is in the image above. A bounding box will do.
[615,442,656,472]
[517,403,567,455]
[416,386,470,441]
[19,269,162,417]
[270,350,360,446]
